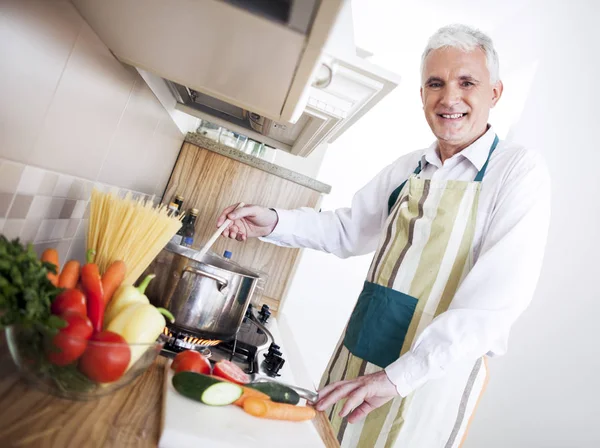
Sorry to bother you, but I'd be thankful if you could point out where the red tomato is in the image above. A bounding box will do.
[78,331,131,383]
[51,289,87,316]
[46,312,92,366]
[171,350,211,375]
[212,360,249,384]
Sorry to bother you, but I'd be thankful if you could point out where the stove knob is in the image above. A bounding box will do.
[258,304,271,324]
[269,343,280,352]
[263,353,285,377]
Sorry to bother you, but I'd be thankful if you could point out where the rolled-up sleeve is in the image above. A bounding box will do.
[385,151,552,397]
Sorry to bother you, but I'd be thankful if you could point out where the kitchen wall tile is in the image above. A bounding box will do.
[16,166,45,195]
[20,218,42,244]
[84,201,90,219]
[27,196,53,219]
[67,178,83,199]
[0,161,24,193]
[53,174,73,198]
[97,80,163,193]
[8,194,34,219]
[147,117,184,198]
[60,199,77,219]
[3,219,24,240]
[48,198,66,219]
[29,21,136,180]
[76,219,88,239]
[0,1,83,164]
[64,218,80,238]
[37,171,59,196]
[0,218,5,233]
[56,238,72,265]
[80,180,94,201]
[71,200,86,219]
[51,219,69,240]
[66,237,86,264]
[0,192,15,218]
[35,219,57,243]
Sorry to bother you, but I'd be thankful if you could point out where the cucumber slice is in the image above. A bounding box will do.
[249,382,301,405]
[173,371,243,406]
[202,382,243,406]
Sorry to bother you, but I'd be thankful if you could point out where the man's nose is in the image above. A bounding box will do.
[439,85,462,109]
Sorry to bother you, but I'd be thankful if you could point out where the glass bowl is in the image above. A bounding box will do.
[5,325,166,401]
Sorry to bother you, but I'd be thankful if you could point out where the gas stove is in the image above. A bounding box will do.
[159,304,286,377]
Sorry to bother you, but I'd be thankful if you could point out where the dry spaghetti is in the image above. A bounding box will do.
[87,189,182,284]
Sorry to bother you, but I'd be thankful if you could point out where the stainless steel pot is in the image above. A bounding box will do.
[143,243,260,341]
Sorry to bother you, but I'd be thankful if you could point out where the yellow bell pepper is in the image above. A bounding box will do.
[104,274,155,327]
[106,302,174,368]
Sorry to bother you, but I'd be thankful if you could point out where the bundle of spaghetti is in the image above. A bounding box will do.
[87,189,182,284]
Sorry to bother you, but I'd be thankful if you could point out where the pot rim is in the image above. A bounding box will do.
[164,242,260,279]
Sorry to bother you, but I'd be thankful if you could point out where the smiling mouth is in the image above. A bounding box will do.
[437,113,467,120]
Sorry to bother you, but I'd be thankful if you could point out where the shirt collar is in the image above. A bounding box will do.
[421,125,497,171]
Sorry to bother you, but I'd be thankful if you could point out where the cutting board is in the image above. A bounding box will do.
[159,362,325,447]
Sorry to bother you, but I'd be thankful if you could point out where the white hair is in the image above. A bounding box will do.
[421,24,500,84]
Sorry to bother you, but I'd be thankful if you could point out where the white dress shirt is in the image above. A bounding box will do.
[261,126,551,397]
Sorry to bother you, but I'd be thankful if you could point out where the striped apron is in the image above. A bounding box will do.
[320,136,499,448]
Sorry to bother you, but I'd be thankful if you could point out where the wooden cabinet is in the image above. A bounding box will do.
[163,142,323,313]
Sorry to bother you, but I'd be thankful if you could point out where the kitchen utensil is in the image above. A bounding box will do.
[143,243,260,341]
[249,376,319,405]
[196,202,245,260]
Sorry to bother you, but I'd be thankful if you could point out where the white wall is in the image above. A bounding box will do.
[280,0,600,446]
[0,0,184,198]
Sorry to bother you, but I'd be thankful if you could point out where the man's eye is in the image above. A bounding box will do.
[462,81,474,87]
[428,83,442,88]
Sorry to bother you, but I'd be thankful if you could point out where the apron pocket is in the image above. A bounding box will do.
[343,280,418,368]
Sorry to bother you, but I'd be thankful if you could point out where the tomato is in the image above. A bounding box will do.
[51,289,87,316]
[171,350,211,375]
[46,312,92,366]
[78,331,131,383]
[212,360,249,384]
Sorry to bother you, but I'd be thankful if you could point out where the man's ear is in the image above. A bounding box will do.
[491,80,503,108]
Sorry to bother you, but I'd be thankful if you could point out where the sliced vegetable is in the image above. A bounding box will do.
[172,371,242,406]
[242,397,316,421]
[58,260,80,289]
[46,312,92,366]
[249,381,301,405]
[51,289,87,317]
[171,350,211,375]
[81,250,104,332]
[78,331,130,383]
[106,302,173,368]
[213,360,250,385]
[233,386,270,407]
[101,260,126,305]
[104,274,154,325]
[41,248,59,287]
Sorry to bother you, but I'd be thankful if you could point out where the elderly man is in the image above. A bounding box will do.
[217,24,550,447]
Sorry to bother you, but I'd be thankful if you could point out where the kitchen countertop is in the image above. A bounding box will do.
[0,335,339,448]
[184,133,332,195]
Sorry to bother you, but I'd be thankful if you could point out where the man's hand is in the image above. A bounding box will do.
[216,204,278,241]
[316,371,399,423]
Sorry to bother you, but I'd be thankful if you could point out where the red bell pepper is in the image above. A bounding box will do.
[81,249,105,332]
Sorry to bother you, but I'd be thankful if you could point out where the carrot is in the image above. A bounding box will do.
[233,386,270,407]
[101,260,126,305]
[58,260,80,289]
[242,397,316,421]
[41,248,59,287]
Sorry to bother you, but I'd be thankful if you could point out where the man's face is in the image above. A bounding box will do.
[421,46,502,148]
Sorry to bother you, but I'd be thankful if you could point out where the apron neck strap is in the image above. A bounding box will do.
[473,134,499,182]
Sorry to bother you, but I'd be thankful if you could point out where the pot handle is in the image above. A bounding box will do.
[182,266,229,294]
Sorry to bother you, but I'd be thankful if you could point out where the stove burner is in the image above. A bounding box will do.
[159,304,282,377]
